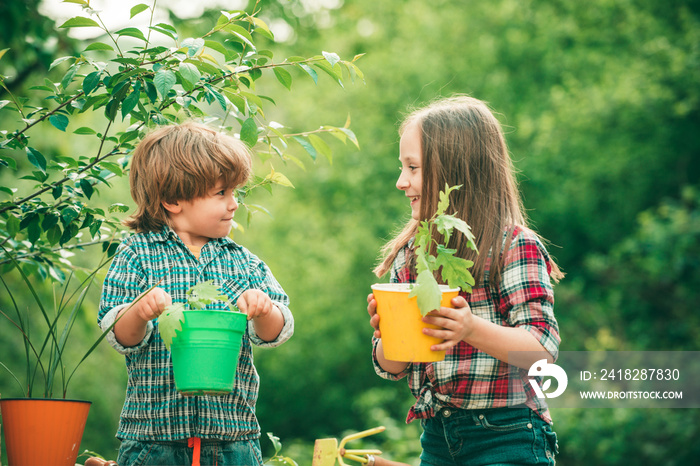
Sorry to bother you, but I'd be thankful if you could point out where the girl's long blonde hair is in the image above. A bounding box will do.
[374,95,562,286]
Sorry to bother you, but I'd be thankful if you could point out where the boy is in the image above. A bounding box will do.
[98,122,293,465]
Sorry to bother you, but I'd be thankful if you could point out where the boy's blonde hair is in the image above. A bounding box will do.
[124,122,252,233]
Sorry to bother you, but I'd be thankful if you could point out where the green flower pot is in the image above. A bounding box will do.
[170,310,247,396]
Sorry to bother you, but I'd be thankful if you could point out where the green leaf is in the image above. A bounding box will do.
[145,80,158,103]
[322,51,341,67]
[265,458,298,466]
[61,64,79,90]
[0,48,8,62]
[25,147,46,172]
[297,63,318,84]
[83,71,102,95]
[116,27,147,41]
[79,179,94,199]
[83,42,114,52]
[74,126,97,135]
[308,134,331,163]
[6,215,19,237]
[46,225,62,245]
[41,211,60,230]
[273,67,293,90]
[409,270,442,316]
[121,83,141,120]
[267,433,283,455]
[264,168,295,188]
[436,253,475,292]
[436,184,460,215]
[313,60,343,87]
[181,38,205,57]
[249,17,274,40]
[154,70,176,99]
[432,214,466,243]
[223,24,255,50]
[109,203,130,213]
[59,222,79,244]
[158,302,185,349]
[187,280,228,309]
[240,117,258,148]
[178,62,201,85]
[59,17,101,29]
[149,23,178,40]
[61,205,81,225]
[49,56,74,71]
[49,114,69,132]
[205,86,227,111]
[99,162,123,176]
[292,136,317,160]
[204,40,228,56]
[130,3,150,18]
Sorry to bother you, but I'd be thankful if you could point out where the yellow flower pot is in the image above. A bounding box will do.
[371,283,459,363]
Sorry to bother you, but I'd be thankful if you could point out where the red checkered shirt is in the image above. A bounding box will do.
[372,226,560,424]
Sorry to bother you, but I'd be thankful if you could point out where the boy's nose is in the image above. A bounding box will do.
[229,196,239,211]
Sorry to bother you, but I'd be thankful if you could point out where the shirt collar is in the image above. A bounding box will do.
[149,226,240,251]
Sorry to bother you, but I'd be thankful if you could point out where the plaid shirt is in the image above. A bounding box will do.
[372,226,560,424]
[98,226,293,442]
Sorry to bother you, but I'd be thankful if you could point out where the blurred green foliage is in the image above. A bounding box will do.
[2,0,699,465]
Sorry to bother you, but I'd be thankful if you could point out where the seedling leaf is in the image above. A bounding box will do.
[187,280,227,309]
[409,270,442,316]
[158,303,185,349]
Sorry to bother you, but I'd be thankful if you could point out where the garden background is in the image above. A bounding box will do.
[1,0,699,464]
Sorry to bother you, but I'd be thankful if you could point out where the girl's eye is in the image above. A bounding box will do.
[409,165,418,171]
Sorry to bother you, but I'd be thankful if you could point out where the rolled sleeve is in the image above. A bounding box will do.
[99,304,154,355]
[245,253,294,348]
[249,302,294,347]
[371,337,411,380]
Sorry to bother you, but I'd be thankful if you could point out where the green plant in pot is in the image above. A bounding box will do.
[0,243,119,466]
[371,185,478,362]
[158,280,248,396]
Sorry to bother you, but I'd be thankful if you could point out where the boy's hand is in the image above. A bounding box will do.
[367,293,381,339]
[237,289,274,320]
[134,287,172,322]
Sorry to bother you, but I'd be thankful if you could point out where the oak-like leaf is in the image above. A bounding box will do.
[409,270,442,316]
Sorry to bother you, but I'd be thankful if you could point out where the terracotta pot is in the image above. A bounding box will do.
[371,283,459,362]
[0,398,91,466]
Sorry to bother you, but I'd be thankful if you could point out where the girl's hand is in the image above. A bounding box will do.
[421,296,474,351]
[134,287,172,322]
[367,293,381,338]
[237,289,274,320]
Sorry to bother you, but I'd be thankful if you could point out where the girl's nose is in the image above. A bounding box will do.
[396,172,409,190]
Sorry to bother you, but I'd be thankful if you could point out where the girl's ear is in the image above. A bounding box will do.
[161,200,182,214]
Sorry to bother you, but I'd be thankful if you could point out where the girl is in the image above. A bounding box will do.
[367,95,562,465]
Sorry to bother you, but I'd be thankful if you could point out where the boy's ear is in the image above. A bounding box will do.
[161,200,182,214]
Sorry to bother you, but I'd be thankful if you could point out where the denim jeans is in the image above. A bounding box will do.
[117,438,264,466]
[419,406,558,466]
